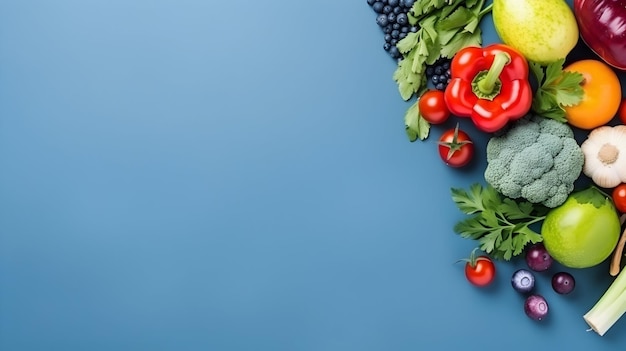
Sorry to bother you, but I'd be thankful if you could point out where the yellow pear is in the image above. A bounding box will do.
[493,0,579,63]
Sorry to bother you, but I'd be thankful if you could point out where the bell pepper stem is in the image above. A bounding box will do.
[477,52,511,95]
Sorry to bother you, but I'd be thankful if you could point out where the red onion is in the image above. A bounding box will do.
[574,0,626,70]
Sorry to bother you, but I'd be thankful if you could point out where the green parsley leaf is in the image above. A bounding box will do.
[530,59,584,122]
[451,183,547,261]
[404,99,430,142]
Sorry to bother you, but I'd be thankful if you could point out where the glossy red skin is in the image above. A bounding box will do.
[612,184,626,213]
[438,128,474,168]
[574,0,626,70]
[444,43,532,133]
[465,257,496,287]
[419,90,450,124]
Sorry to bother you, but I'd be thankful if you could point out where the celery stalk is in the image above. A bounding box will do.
[584,267,626,336]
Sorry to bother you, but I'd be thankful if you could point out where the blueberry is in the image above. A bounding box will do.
[384,33,392,42]
[383,5,393,14]
[396,13,408,25]
[372,2,384,13]
[376,14,388,27]
[425,66,434,76]
[392,23,400,30]
[512,269,536,294]
[389,46,400,58]
[367,0,377,5]
[383,42,392,51]
[383,25,392,34]
[399,32,406,40]
[435,82,445,91]
[393,6,403,14]
[445,68,451,77]
[391,29,400,39]
[434,66,444,75]
[432,75,440,84]
[400,26,409,33]
[442,61,450,70]
[410,26,418,32]
[390,38,397,46]
[388,0,399,6]
[387,12,396,23]
[403,0,415,7]
[438,74,447,83]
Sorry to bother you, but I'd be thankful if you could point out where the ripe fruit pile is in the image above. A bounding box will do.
[366,0,416,60]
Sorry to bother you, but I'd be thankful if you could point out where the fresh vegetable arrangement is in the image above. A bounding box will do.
[367,0,626,337]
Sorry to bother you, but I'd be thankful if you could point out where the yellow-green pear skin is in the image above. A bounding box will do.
[492,0,579,64]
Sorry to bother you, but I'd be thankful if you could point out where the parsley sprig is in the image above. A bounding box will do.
[395,0,493,142]
[451,183,549,261]
[530,59,585,122]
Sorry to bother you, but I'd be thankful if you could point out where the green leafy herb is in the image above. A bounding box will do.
[404,97,430,142]
[451,183,548,261]
[530,59,585,122]
[393,0,492,142]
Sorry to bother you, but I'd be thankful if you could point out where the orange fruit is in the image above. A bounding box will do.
[563,59,621,130]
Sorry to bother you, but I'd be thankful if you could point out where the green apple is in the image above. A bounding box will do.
[541,187,620,269]
[493,0,579,64]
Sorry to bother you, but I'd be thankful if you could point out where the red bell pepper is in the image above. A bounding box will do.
[444,43,532,133]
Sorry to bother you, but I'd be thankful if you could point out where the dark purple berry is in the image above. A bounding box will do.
[383,5,393,14]
[388,0,399,6]
[391,29,400,39]
[387,12,396,23]
[383,42,391,51]
[393,6,403,14]
[552,272,575,295]
[524,295,549,321]
[392,23,400,30]
[435,82,445,90]
[431,75,440,84]
[425,66,434,76]
[526,243,553,272]
[367,0,377,5]
[384,33,392,42]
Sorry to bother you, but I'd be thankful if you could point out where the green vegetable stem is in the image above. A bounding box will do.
[584,266,626,336]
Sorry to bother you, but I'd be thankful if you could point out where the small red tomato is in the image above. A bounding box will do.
[619,98,626,125]
[419,89,450,124]
[612,184,626,213]
[438,124,474,167]
[459,248,496,287]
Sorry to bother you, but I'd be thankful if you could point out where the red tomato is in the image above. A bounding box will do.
[419,89,450,124]
[619,98,626,125]
[438,124,474,167]
[612,184,626,213]
[459,249,496,287]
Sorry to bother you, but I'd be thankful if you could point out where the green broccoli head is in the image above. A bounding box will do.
[484,115,584,208]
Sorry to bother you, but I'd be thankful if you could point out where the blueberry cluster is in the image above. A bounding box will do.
[367,0,417,61]
[425,58,452,91]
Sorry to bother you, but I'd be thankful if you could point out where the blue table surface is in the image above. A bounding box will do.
[1,0,625,350]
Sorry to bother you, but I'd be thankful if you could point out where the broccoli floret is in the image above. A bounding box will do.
[484,115,584,208]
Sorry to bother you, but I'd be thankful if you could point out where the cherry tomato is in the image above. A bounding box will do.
[418,89,450,124]
[612,184,626,213]
[459,248,496,287]
[619,98,626,125]
[563,59,621,130]
[438,124,474,167]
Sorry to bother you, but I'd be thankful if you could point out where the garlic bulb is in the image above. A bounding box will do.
[580,125,626,188]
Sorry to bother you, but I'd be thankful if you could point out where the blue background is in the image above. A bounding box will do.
[1,0,625,350]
